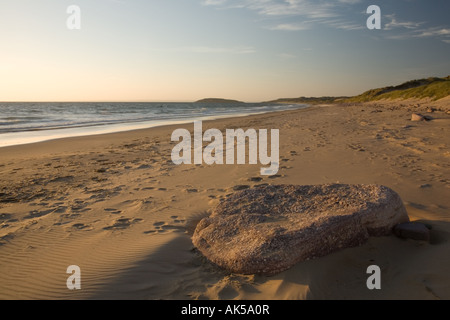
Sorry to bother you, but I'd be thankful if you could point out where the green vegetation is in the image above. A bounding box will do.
[268,76,450,105]
[268,96,347,105]
[200,76,449,106]
[344,76,450,102]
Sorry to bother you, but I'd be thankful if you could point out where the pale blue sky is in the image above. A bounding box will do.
[0,0,449,101]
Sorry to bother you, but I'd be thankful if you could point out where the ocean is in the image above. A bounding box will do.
[0,102,307,147]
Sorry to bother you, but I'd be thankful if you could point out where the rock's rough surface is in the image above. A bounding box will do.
[193,184,409,275]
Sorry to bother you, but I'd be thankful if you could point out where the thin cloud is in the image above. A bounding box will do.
[328,19,365,31]
[384,14,424,31]
[202,0,450,43]
[381,12,449,43]
[338,0,361,3]
[240,0,340,19]
[415,27,450,45]
[386,25,450,42]
[277,53,297,59]
[203,0,345,19]
[416,27,450,38]
[202,0,227,5]
[268,23,311,31]
[202,0,366,31]
[177,46,256,54]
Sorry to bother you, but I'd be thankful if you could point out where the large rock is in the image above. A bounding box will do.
[192,184,409,275]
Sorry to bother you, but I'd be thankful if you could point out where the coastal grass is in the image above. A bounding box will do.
[267,76,450,105]
[345,76,450,102]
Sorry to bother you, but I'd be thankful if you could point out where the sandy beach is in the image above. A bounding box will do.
[0,101,449,300]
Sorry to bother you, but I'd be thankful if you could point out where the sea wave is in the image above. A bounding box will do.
[0,102,308,147]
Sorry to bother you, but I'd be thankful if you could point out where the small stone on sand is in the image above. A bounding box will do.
[411,113,425,121]
[394,222,430,242]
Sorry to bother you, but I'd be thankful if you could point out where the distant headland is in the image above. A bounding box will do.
[195,98,245,104]
[195,76,449,106]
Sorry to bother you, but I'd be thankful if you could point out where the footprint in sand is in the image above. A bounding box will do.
[0,214,15,228]
[153,221,165,227]
[103,218,143,231]
[348,144,366,152]
[255,183,269,188]
[72,223,90,230]
[233,185,250,191]
[104,208,122,215]
[53,206,68,214]
[137,164,152,170]
[0,213,13,221]
[24,208,56,220]
[144,217,186,235]
[0,234,15,246]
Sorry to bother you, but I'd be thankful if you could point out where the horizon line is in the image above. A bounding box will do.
[0,99,271,104]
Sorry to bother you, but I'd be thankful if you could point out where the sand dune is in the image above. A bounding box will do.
[0,102,449,300]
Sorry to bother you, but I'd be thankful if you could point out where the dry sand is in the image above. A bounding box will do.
[0,102,449,300]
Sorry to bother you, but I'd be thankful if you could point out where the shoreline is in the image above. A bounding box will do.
[0,102,449,300]
[0,107,312,158]
[0,103,309,148]
[0,104,312,148]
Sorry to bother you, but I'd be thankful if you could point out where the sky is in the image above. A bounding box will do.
[0,0,449,102]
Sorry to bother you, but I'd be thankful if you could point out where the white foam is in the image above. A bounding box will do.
[0,112,261,148]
